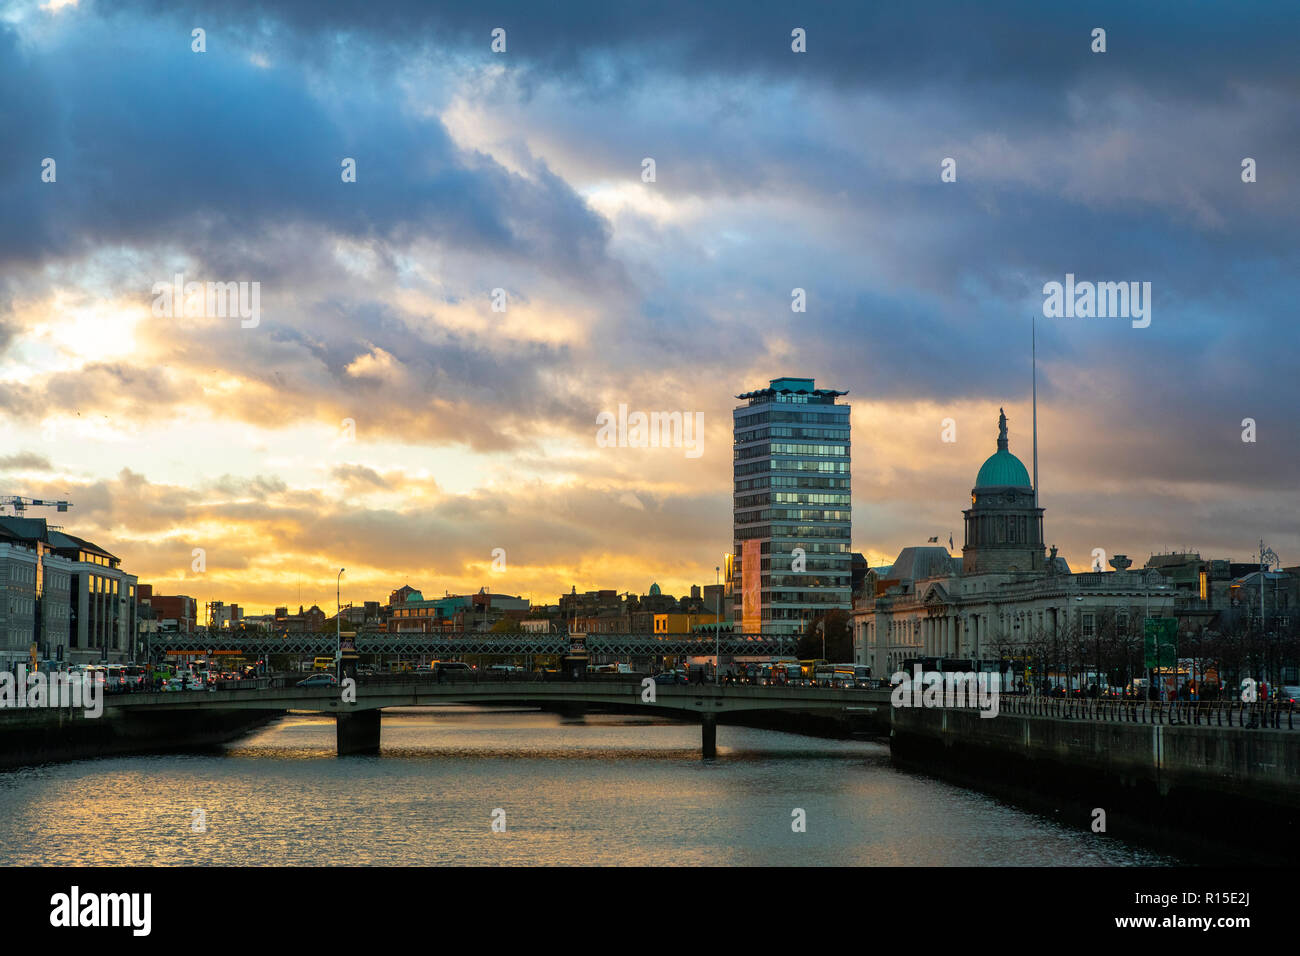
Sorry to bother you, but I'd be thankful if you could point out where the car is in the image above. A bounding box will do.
[1280,685,1300,708]
[296,673,339,687]
[652,671,687,685]
[162,676,206,692]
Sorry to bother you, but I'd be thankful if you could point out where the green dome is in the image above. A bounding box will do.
[976,449,1031,489]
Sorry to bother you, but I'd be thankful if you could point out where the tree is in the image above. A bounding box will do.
[489,617,522,634]
[797,610,852,661]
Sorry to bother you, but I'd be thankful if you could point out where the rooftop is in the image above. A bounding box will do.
[736,376,848,401]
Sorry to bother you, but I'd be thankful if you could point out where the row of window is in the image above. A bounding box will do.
[736,508,852,523]
[965,514,1040,546]
[732,538,851,555]
[766,575,853,588]
[772,492,852,505]
[736,442,852,461]
[771,524,851,538]
[764,553,852,567]
[736,427,850,444]
[735,459,851,476]
[0,564,36,585]
[734,410,848,429]
[734,475,850,492]
[770,442,850,458]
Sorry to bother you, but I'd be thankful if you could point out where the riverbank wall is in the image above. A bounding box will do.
[890,705,1299,863]
[0,705,284,770]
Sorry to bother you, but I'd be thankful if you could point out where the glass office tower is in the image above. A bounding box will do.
[733,377,851,635]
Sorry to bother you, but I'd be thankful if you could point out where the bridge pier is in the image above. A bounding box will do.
[336,710,381,756]
[701,714,717,759]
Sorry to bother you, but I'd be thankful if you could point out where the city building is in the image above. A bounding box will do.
[733,376,852,635]
[148,592,198,633]
[852,410,1179,688]
[0,517,137,666]
[274,604,326,634]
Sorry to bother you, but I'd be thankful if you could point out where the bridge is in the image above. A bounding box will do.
[107,676,890,757]
[144,632,798,658]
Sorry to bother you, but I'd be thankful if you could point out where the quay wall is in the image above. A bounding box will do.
[0,705,283,770]
[890,706,1299,862]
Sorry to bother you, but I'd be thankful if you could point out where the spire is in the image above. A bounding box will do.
[997,408,1008,451]
[1032,315,1039,507]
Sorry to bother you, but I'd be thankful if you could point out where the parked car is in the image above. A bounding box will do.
[296,673,339,687]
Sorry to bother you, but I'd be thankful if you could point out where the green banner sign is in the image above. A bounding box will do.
[1143,617,1178,669]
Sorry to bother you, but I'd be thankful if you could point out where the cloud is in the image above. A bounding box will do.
[0,452,52,471]
[0,0,1296,612]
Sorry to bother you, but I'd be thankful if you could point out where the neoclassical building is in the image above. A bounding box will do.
[853,410,1176,680]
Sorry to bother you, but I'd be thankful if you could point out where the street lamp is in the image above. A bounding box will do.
[336,568,345,679]
[715,565,721,685]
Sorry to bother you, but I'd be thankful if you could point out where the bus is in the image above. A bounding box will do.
[799,659,827,684]
[312,656,336,672]
[831,663,860,688]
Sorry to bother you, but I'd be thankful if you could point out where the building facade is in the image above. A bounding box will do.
[0,517,137,667]
[853,411,1176,688]
[733,377,851,635]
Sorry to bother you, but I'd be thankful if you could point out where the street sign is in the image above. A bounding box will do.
[1143,618,1178,669]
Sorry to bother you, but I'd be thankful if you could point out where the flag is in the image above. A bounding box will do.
[949,533,954,550]
[927,536,938,543]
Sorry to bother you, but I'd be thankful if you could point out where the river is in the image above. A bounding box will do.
[0,707,1180,865]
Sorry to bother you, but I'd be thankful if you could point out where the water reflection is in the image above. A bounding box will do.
[0,707,1179,866]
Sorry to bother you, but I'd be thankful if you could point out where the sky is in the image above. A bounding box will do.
[1,0,1297,615]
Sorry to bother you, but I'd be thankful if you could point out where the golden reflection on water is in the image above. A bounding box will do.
[0,707,1178,866]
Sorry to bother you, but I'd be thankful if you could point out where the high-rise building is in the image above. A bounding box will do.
[733,377,852,635]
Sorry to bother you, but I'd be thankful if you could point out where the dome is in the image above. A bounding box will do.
[975,449,1031,489]
[648,582,661,596]
[974,407,1033,489]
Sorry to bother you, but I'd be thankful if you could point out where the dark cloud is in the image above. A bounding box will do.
[0,17,619,287]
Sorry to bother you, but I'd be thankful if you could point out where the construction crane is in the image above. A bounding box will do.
[0,495,73,515]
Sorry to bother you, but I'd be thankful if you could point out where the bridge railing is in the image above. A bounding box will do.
[352,670,646,687]
[992,694,1296,730]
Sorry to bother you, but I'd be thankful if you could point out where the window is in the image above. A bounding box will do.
[1082,613,1096,638]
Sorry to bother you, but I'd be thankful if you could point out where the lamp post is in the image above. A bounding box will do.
[715,565,721,685]
[1260,540,1280,693]
[336,568,345,679]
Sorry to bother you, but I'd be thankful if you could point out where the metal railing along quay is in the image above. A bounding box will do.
[996,694,1296,730]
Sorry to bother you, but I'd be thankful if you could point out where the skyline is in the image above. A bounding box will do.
[1,0,1297,615]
